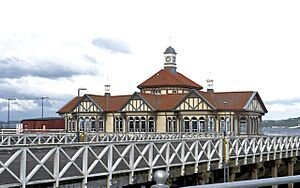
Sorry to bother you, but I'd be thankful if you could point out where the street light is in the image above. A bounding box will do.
[77,88,87,142]
[36,97,49,118]
[7,98,16,126]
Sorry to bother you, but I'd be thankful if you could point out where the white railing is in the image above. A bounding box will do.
[0,132,225,145]
[0,136,299,188]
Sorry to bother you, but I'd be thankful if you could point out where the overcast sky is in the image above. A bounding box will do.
[0,0,299,121]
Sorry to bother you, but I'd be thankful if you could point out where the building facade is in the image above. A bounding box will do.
[21,117,65,132]
[58,46,267,135]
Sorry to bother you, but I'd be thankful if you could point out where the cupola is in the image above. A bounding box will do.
[164,46,177,74]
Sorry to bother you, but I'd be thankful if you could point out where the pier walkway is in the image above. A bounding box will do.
[0,133,299,187]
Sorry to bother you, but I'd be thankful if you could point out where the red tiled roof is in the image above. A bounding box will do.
[57,97,82,113]
[57,94,131,113]
[140,93,187,111]
[199,91,255,111]
[88,94,131,112]
[137,69,203,90]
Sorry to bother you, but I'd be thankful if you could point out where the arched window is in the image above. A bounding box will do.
[114,117,123,133]
[141,117,146,132]
[199,117,205,132]
[99,117,104,132]
[184,117,190,132]
[172,117,177,132]
[85,117,91,132]
[128,117,134,132]
[79,117,84,132]
[119,117,123,132]
[208,117,215,132]
[134,117,140,132]
[191,117,198,132]
[167,117,172,132]
[225,117,230,133]
[148,117,155,132]
[240,117,247,134]
[91,117,96,132]
[220,117,225,133]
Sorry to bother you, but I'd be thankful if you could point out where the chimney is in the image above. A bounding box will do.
[104,84,111,97]
[206,76,214,94]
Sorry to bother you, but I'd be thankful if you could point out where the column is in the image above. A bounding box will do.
[271,160,282,188]
[288,157,297,188]
[230,166,240,182]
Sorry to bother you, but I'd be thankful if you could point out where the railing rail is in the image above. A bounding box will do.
[0,132,229,145]
[0,136,299,188]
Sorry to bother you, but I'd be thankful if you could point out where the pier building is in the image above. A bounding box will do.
[58,46,267,135]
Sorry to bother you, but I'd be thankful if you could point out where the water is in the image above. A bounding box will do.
[262,127,300,136]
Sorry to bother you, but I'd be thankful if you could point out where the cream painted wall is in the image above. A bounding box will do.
[156,115,166,133]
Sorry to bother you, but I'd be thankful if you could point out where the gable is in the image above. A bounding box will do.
[175,95,213,111]
[245,99,265,113]
[72,97,102,113]
[121,98,153,112]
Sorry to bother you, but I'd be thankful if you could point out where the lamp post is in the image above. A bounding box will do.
[77,88,87,142]
[36,97,49,118]
[7,98,16,126]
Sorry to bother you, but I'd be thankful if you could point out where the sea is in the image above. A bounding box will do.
[262,127,300,136]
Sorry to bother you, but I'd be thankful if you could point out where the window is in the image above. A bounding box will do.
[172,117,177,132]
[79,117,84,131]
[134,117,140,132]
[225,117,230,132]
[99,117,104,132]
[220,117,225,132]
[240,117,247,134]
[115,117,123,133]
[91,117,96,132]
[85,117,91,132]
[208,117,215,132]
[191,117,198,132]
[184,117,190,132]
[128,117,134,132]
[148,117,155,132]
[141,117,146,132]
[199,117,205,132]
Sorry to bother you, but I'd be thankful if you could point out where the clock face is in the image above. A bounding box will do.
[166,56,171,62]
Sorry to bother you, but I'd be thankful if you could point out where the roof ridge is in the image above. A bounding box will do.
[213,91,255,94]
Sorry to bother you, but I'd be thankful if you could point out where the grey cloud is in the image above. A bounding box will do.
[265,98,300,105]
[92,38,131,54]
[83,54,98,64]
[0,57,97,79]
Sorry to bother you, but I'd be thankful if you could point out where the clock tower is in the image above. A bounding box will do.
[164,46,177,74]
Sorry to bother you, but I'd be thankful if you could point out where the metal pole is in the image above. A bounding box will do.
[223,101,228,183]
[7,98,16,126]
[77,88,87,142]
[36,97,49,118]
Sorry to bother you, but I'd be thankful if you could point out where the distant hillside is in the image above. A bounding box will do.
[0,121,20,128]
[262,117,300,127]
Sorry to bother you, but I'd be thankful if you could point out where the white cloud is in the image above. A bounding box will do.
[0,0,300,120]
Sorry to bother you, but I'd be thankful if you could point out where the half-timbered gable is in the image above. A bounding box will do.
[244,92,267,114]
[121,93,154,112]
[175,90,215,111]
[72,95,102,113]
